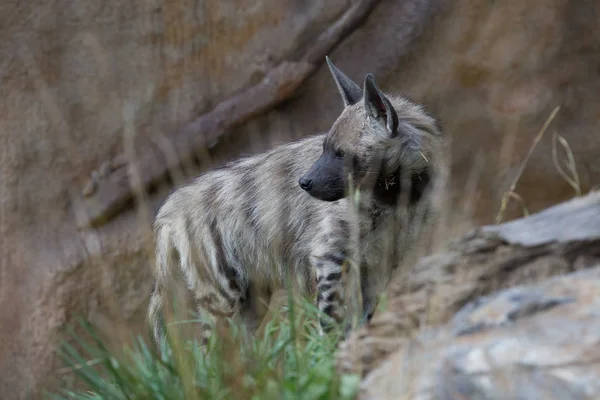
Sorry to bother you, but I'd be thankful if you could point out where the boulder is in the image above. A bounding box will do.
[359,265,600,399]
[337,191,600,399]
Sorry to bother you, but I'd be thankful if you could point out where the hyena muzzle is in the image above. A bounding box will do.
[147,56,446,350]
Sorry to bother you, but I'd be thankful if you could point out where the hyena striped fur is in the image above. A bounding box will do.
[147,56,447,348]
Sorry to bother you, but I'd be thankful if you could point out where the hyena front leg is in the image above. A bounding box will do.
[359,264,379,326]
[310,234,350,334]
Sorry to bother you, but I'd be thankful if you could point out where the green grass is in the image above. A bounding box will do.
[49,296,361,400]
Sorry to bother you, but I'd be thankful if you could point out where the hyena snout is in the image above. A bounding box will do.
[299,151,347,202]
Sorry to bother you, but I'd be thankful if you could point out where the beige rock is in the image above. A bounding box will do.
[81,179,96,197]
[110,154,128,171]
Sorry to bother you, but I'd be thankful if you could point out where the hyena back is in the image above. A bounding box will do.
[148,57,447,348]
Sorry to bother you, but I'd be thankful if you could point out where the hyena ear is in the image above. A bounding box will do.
[326,56,363,107]
[363,73,399,137]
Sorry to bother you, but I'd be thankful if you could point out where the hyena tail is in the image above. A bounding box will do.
[147,222,176,350]
[147,279,166,349]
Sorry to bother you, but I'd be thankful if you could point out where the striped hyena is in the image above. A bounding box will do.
[148,56,446,348]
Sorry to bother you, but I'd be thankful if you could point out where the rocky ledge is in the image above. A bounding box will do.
[337,191,600,399]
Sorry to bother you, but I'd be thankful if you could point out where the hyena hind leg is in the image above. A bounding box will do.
[191,279,245,347]
[237,283,272,337]
[193,279,273,347]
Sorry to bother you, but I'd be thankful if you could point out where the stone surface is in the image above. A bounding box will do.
[359,265,600,400]
[2,0,600,398]
[337,191,600,380]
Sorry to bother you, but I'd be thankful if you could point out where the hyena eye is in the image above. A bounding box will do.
[334,149,345,159]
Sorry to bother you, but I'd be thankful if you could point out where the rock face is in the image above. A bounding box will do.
[337,191,600,399]
[2,0,600,398]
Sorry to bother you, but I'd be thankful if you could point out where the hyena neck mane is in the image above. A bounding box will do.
[369,98,437,208]
[371,162,431,208]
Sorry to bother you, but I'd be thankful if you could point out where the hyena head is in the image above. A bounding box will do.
[299,56,440,203]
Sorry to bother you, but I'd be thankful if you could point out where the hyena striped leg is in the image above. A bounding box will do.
[311,250,348,334]
[194,281,268,345]
[192,284,243,346]
[180,220,249,347]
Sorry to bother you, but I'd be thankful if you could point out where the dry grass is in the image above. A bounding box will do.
[495,105,561,224]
